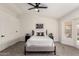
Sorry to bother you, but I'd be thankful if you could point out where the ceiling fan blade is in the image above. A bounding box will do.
[28,3,35,7]
[28,8,35,10]
[38,7,48,8]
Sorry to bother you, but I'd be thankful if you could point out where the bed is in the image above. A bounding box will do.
[24,29,56,55]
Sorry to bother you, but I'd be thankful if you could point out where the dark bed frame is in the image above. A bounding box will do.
[24,30,56,55]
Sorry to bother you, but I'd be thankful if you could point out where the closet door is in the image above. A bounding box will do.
[0,13,12,51]
[0,11,20,51]
[0,14,8,51]
[0,18,3,51]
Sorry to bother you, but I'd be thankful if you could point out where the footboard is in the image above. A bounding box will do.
[24,44,56,55]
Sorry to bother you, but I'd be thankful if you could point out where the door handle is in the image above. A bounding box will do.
[1,35,5,37]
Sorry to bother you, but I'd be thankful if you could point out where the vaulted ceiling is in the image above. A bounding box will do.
[1,3,79,19]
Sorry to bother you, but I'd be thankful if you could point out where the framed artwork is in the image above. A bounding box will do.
[36,24,43,29]
[64,21,72,38]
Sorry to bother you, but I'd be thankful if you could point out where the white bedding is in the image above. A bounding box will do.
[26,36,54,47]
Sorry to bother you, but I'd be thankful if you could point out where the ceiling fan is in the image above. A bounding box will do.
[28,3,48,12]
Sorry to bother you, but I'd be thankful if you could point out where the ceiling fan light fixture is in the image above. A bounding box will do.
[35,8,39,12]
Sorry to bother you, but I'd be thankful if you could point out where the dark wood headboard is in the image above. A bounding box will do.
[46,29,48,35]
[32,30,34,35]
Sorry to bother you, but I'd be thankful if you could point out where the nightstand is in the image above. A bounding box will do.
[49,33,54,40]
[25,34,31,42]
[49,36,53,39]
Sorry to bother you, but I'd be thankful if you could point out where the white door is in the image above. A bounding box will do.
[0,11,21,51]
[0,14,7,51]
[75,19,79,48]
[61,20,75,46]
[0,18,2,51]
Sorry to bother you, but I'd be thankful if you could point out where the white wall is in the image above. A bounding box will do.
[20,14,58,41]
[0,5,22,51]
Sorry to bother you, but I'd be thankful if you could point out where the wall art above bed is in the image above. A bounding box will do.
[36,24,44,29]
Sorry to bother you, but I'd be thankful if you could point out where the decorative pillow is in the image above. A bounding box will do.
[37,32,40,36]
[41,32,44,36]
[36,32,44,36]
[34,29,47,36]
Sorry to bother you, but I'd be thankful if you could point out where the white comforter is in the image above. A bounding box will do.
[26,36,54,47]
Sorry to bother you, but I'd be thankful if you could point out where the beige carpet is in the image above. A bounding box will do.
[0,41,79,56]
